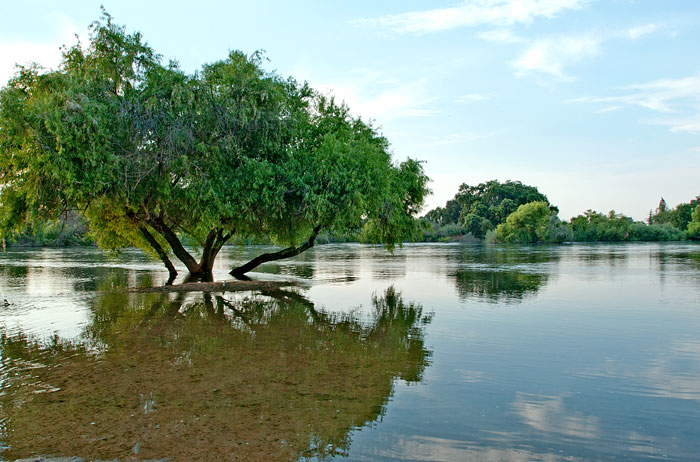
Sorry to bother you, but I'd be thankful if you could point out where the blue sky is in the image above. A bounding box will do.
[2,0,699,220]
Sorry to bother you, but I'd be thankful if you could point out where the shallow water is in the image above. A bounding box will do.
[1,243,699,461]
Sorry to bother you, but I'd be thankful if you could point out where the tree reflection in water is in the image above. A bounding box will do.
[449,246,558,304]
[0,286,432,461]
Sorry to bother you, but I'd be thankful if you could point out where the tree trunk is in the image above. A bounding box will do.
[230,226,321,279]
[183,229,232,282]
[147,216,201,274]
[139,226,178,285]
[145,217,232,282]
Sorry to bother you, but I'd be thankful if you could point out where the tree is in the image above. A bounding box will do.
[652,196,700,231]
[424,180,553,239]
[657,197,668,214]
[569,210,632,242]
[495,201,564,243]
[0,12,429,282]
[687,206,700,240]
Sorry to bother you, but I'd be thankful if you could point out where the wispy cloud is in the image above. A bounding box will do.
[511,34,601,79]
[510,22,663,81]
[356,0,588,34]
[477,28,523,43]
[457,92,496,103]
[596,105,623,113]
[569,74,700,133]
[309,69,438,122]
[627,23,660,40]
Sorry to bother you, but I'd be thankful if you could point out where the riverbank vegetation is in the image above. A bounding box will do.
[5,180,699,249]
[424,181,700,243]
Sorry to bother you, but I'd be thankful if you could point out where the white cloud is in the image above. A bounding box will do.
[658,115,700,134]
[457,92,495,103]
[570,74,700,133]
[627,23,660,40]
[477,28,523,43]
[596,105,623,113]
[506,23,662,81]
[311,70,438,122]
[356,0,589,34]
[0,17,80,88]
[511,34,600,79]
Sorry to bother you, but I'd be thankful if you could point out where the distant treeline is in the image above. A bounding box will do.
[422,180,700,243]
[2,211,93,248]
[5,180,699,248]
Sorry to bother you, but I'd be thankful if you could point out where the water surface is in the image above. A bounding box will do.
[1,243,699,460]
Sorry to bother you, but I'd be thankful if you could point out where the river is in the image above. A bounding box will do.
[0,242,699,461]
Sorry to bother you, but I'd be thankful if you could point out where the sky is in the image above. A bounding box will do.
[1,0,699,220]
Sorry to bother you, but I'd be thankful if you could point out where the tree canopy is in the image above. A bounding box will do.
[424,180,553,239]
[650,195,700,231]
[494,201,568,243]
[0,12,429,281]
[687,206,700,240]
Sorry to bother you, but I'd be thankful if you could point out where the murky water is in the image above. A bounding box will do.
[1,243,699,461]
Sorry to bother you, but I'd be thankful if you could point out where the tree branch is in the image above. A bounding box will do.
[229,225,321,279]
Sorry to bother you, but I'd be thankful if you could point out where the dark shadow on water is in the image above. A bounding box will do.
[0,285,432,462]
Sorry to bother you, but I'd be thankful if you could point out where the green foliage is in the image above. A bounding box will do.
[419,219,477,243]
[425,180,553,239]
[0,12,429,273]
[4,212,92,246]
[628,222,686,241]
[687,206,700,240]
[495,201,568,243]
[569,210,633,242]
[652,196,700,231]
[569,209,685,242]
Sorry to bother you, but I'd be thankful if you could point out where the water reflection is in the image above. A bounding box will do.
[371,435,582,461]
[451,269,550,304]
[447,246,558,304]
[572,246,630,266]
[0,286,431,461]
[576,338,700,402]
[512,393,599,440]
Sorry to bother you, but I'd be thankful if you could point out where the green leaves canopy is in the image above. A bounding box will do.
[424,180,552,238]
[0,12,428,277]
[495,201,567,243]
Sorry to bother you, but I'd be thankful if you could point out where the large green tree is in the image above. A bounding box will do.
[425,180,553,238]
[0,12,429,282]
[495,201,568,243]
[687,206,700,240]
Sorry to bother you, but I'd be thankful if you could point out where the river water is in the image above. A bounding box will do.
[0,243,699,461]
